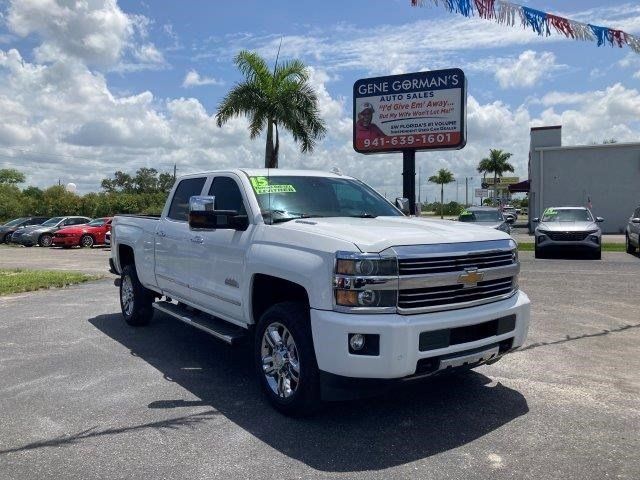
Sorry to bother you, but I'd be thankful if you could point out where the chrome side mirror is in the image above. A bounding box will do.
[395,197,410,215]
[596,217,604,223]
[632,218,640,224]
[532,218,539,222]
[188,195,248,231]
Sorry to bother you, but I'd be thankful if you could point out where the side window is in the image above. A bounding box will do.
[68,218,86,226]
[634,208,640,219]
[208,177,247,215]
[168,177,206,221]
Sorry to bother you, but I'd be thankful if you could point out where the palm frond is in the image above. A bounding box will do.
[215,82,265,127]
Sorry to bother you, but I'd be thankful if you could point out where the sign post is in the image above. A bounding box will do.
[353,69,467,214]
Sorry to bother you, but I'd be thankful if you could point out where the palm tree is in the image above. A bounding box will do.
[428,168,455,219]
[216,50,327,168]
[477,149,515,203]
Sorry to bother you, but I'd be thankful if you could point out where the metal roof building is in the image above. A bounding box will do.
[528,126,640,234]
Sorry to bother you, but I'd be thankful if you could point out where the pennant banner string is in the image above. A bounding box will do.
[410,0,639,55]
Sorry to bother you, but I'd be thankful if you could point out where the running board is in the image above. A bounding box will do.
[152,301,246,345]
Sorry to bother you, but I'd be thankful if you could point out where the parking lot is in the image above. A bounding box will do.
[0,247,639,479]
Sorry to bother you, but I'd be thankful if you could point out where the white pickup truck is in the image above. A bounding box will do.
[110,169,530,415]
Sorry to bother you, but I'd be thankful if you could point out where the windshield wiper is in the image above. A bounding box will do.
[264,210,324,224]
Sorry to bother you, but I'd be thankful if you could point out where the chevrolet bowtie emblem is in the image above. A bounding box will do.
[458,268,484,287]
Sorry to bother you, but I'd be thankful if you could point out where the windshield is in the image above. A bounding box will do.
[41,217,64,226]
[459,210,503,222]
[542,208,593,222]
[87,218,107,227]
[2,218,26,227]
[249,176,401,223]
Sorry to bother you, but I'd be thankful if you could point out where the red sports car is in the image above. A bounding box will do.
[53,217,112,248]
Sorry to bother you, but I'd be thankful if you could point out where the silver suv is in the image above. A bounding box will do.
[533,207,603,259]
[625,206,640,254]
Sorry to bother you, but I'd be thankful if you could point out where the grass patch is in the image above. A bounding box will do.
[0,268,103,296]
[518,243,625,252]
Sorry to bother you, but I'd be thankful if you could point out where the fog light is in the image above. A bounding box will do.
[349,333,365,351]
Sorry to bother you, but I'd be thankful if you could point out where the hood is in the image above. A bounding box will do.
[467,221,505,229]
[275,216,510,252]
[538,221,599,232]
[18,224,59,234]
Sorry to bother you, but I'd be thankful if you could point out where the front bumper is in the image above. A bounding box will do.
[11,233,37,245]
[310,290,530,380]
[535,234,600,250]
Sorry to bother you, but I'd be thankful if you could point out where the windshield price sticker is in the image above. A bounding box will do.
[250,177,296,195]
[353,69,467,154]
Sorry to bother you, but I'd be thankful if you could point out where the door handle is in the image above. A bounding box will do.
[190,236,204,244]
[157,230,166,237]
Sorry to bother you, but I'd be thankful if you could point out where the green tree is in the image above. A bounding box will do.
[158,172,175,193]
[41,185,81,216]
[101,171,134,193]
[428,168,455,219]
[477,149,515,202]
[134,167,159,194]
[0,168,26,185]
[216,50,327,168]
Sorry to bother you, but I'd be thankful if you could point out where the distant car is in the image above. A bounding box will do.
[53,217,112,248]
[533,207,603,259]
[458,207,511,234]
[0,217,49,243]
[502,206,518,222]
[105,230,111,247]
[11,216,92,247]
[624,206,640,254]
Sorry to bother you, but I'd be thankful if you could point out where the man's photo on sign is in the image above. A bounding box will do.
[355,102,385,146]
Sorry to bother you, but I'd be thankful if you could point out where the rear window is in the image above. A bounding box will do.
[168,177,206,221]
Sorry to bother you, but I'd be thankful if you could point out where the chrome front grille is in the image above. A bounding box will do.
[398,277,514,310]
[399,251,514,275]
[393,240,518,314]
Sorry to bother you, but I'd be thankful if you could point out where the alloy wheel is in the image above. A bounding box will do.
[261,322,300,399]
[121,275,135,316]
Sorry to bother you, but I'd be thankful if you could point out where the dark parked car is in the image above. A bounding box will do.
[11,216,92,247]
[625,206,640,254]
[458,207,511,234]
[0,217,49,243]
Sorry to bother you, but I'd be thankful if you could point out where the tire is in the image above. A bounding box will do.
[534,245,543,259]
[626,234,635,254]
[254,302,321,416]
[38,234,53,247]
[592,249,602,260]
[120,264,154,326]
[4,233,11,243]
[80,234,94,248]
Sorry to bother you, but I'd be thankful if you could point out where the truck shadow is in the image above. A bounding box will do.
[89,312,529,473]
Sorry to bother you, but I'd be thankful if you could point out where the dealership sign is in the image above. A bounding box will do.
[353,69,467,154]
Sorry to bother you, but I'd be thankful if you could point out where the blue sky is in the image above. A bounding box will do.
[1,0,639,202]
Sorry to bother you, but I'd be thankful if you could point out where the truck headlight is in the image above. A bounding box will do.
[334,252,398,312]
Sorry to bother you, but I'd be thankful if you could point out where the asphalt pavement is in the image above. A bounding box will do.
[0,251,639,479]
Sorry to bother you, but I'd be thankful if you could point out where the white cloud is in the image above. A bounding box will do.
[5,0,165,71]
[494,51,560,89]
[182,69,224,88]
[7,0,132,66]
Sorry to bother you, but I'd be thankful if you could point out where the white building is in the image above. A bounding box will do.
[528,126,640,233]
